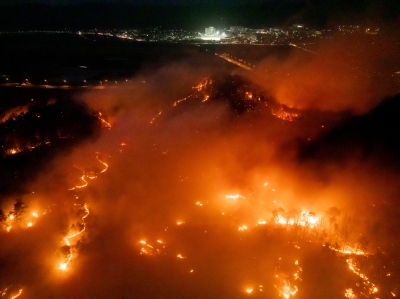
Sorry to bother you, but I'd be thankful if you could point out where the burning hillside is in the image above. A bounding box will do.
[0,66,399,299]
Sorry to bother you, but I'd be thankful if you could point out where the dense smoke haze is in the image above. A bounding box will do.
[0,31,399,298]
[251,30,400,113]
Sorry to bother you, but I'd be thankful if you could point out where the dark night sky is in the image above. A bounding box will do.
[0,0,398,30]
[1,0,303,4]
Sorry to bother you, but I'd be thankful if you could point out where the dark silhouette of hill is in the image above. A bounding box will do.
[0,98,102,196]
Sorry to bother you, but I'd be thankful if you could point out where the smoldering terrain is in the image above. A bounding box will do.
[0,32,400,299]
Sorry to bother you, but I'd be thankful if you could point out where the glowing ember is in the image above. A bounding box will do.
[98,112,111,128]
[32,212,38,217]
[271,107,299,121]
[58,263,68,271]
[277,282,298,299]
[202,95,210,102]
[10,289,23,299]
[177,254,186,259]
[246,288,253,294]
[345,288,356,298]
[139,239,166,256]
[238,225,248,231]
[27,222,33,227]
[150,110,163,124]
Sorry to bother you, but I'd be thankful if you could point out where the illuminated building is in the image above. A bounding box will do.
[205,27,216,35]
[199,27,226,41]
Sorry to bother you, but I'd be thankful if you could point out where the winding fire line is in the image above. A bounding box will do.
[96,154,109,173]
[58,204,89,271]
[10,289,23,299]
[347,258,378,296]
[68,154,109,190]
[59,153,109,271]
[98,112,111,129]
[150,78,212,124]
[68,175,88,190]
[150,111,163,124]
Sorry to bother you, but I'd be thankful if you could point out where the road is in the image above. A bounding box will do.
[215,53,253,71]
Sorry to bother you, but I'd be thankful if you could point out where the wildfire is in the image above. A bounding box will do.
[150,110,163,124]
[173,95,193,107]
[271,107,299,122]
[10,289,23,299]
[96,154,109,173]
[246,288,253,294]
[347,258,379,297]
[192,78,212,91]
[245,91,253,100]
[274,211,318,227]
[274,259,302,298]
[280,284,298,299]
[69,154,109,190]
[238,225,248,231]
[152,78,213,124]
[328,245,366,256]
[139,239,166,256]
[345,288,356,298]
[98,112,111,129]
[202,95,210,102]
[225,194,244,199]
[58,204,89,271]
[69,175,88,190]
[276,214,287,225]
